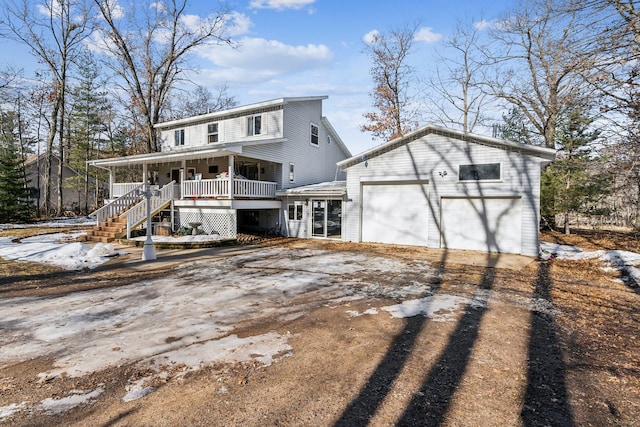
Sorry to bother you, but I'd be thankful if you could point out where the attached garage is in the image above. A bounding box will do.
[338,124,556,257]
[441,197,522,254]
[361,182,429,246]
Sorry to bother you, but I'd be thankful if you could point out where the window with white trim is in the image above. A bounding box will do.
[288,203,303,221]
[207,123,219,143]
[247,115,262,136]
[174,129,185,146]
[289,162,295,183]
[458,163,501,181]
[310,123,319,146]
[327,135,331,145]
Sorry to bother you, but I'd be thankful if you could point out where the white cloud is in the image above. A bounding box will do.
[362,30,379,45]
[37,0,62,18]
[223,11,252,37]
[414,27,442,43]
[473,20,492,30]
[96,0,125,20]
[249,0,315,11]
[195,37,333,84]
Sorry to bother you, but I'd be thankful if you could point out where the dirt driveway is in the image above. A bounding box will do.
[0,235,639,426]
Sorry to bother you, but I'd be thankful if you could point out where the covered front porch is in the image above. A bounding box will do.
[89,147,282,202]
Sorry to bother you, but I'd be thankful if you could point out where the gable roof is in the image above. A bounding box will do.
[155,96,329,130]
[338,124,556,170]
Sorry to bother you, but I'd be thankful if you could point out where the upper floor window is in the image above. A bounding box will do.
[327,135,332,145]
[208,123,219,143]
[289,162,295,183]
[174,129,185,146]
[247,115,262,136]
[458,163,501,181]
[310,123,319,146]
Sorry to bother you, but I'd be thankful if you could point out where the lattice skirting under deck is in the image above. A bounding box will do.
[176,208,237,239]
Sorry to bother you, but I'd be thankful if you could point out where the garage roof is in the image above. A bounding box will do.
[338,124,556,170]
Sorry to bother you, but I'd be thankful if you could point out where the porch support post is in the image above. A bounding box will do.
[108,168,114,199]
[228,155,235,200]
[143,163,148,184]
[180,160,186,199]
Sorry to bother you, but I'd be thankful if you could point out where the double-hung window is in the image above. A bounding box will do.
[174,129,185,146]
[310,123,319,146]
[207,123,219,143]
[458,163,501,181]
[289,162,295,183]
[247,115,262,136]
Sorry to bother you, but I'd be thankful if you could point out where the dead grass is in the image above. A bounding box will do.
[0,227,639,426]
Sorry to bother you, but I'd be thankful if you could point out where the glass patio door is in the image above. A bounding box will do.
[311,199,341,239]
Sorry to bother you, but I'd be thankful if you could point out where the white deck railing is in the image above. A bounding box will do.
[90,183,145,224]
[182,178,277,199]
[112,182,144,198]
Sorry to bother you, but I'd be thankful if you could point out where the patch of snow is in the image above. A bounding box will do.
[123,378,156,402]
[36,388,103,415]
[0,402,27,420]
[346,308,379,317]
[0,217,94,230]
[381,294,477,321]
[0,232,123,270]
[130,234,224,243]
[541,241,640,285]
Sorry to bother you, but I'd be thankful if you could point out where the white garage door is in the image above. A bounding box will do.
[441,197,522,254]
[362,183,429,246]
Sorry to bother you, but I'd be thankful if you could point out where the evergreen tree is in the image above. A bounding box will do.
[496,107,539,145]
[541,109,610,234]
[0,111,33,223]
[66,54,109,214]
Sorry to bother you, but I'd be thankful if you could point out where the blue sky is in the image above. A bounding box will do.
[189,0,515,154]
[4,0,515,155]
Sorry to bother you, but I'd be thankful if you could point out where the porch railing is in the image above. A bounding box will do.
[90,183,145,225]
[112,182,144,198]
[182,178,277,199]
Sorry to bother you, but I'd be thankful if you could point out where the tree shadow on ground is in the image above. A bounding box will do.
[521,260,574,426]
[395,262,496,426]
[334,255,498,426]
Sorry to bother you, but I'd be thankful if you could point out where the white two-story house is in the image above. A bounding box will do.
[87,96,351,241]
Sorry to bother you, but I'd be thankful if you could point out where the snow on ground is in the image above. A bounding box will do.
[0,233,123,270]
[541,241,640,284]
[0,217,95,230]
[2,224,640,417]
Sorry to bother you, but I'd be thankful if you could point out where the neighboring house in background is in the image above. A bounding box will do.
[87,96,351,242]
[25,154,108,215]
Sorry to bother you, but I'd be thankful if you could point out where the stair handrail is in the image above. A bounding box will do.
[90,183,146,225]
[121,181,176,238]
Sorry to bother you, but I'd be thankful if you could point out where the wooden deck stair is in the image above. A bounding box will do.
[86,214,128,243]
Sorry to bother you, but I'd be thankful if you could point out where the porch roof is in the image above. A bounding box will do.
[276,181,346,198]
[88,138,287,168]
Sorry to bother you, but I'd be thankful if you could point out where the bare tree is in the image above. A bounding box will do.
[93,0,232,153]
[1,0,94,216]
[361,23,421,142]
[484,0,589,148]
[426,19,488,133]
[168,83,238,120]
